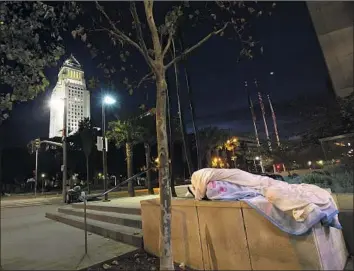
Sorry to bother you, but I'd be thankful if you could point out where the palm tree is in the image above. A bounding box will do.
[107,118,144,197]
[198,127,230,167]
[137,112,156,195]
[167,48,195,177]
[78,118,95,194]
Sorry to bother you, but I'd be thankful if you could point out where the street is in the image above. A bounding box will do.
[1,196,62,209]
[0,204,136,270]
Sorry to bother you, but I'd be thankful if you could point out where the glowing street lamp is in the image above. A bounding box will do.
[102,95,116,201]
[49,97,67,202]
[103,95,116,105]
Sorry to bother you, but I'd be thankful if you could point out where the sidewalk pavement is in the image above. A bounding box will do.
[0,196,62,209]
[0,205,137,270]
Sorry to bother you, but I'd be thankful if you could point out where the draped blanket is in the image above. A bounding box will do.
[189,168,342,235]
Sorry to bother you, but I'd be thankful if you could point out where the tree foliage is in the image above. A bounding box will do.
[107,117,145,148]
[339,92,354,132]
[0,1,79,124]
[198,126,230,167]
[294,93,354,142]
[78,117,95,157]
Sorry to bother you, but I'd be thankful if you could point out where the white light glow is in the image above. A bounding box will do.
[103,96,116,105]
[270,72,274,75]
[49,98,64,109]
[308,161,312,166]
[255,156,260,160]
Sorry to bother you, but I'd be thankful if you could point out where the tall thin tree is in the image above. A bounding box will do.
[78,118,95,194]
[178,33,201,169]
[73,2,274,268]
[171,39,194,177]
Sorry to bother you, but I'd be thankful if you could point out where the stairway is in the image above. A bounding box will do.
[45,200,144,247]
[45,185,190,247]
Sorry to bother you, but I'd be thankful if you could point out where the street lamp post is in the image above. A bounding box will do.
[35,149,38,197]
[41,173,46,194]
[102,95,116,201]
[62,98,68,203]
[50,97,67,202]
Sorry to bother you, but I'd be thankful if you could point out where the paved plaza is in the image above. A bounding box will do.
[0,205,136,270]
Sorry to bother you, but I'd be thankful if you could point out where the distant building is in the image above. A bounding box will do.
[307,2,353,97]
[49,55,90,138]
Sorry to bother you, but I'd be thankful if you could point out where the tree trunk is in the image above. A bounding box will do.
[166,76,177,197]
[171,42,194,177]
[86,155,90,194]
[216,148,220,157]
[178,37,200,169]
[144,1,173,269]
[206,149,212,167]
[144,142,154,194]
[155,73,173,271]
[197,150,203,169]
[126,142,135,197]
[233,149,237,168]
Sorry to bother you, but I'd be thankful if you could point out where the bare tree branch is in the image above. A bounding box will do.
[165,22,229,70]
[162,32,173,58]
[130,2,154,64]
[95,1,152,65]
[137,72,154,88]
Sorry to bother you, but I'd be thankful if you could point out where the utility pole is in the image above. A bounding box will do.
[245,81,265,173]
[255,79,272,152]
[267,94,281,147]
[35,148,38,197]
[102,103,108,201]
[245,81,261,146]
[62,97,68,203]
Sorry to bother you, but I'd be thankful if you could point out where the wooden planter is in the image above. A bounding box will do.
[141,198,348,270]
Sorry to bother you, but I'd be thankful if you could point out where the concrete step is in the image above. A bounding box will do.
[45,212,143,247]
[58,207,142,229]
[71,203,141,215]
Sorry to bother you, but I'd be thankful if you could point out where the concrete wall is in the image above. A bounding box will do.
[307,2,354,97]
[141,198,348,270]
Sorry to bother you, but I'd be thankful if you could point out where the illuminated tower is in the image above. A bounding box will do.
[49,55,90,138]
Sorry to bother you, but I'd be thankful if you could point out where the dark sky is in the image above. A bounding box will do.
[1,1,334,148]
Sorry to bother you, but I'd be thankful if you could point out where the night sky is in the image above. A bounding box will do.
[1,2,334,148]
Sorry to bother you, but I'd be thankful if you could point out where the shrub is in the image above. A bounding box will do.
[300,165,354,193]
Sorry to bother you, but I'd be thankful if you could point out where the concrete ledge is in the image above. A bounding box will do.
[141,198,348,270]
[335,193,354,210]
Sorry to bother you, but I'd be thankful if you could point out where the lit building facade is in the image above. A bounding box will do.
[49,55,90,138]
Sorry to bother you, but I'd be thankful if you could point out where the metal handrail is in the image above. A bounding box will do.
[81,168,152,200]
[78,168,153,256]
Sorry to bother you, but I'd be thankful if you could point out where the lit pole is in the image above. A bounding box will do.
[50,97,67,202]
[35,149,38,196]
[62,97,68,203]
[102,95,116,201]
[41,173,45,194]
